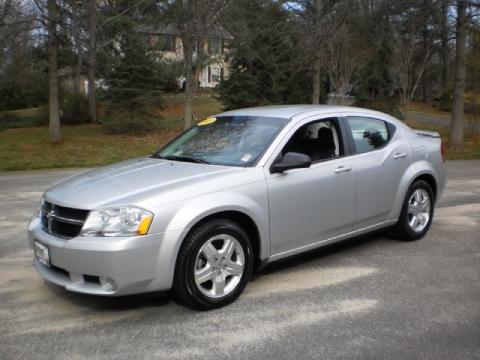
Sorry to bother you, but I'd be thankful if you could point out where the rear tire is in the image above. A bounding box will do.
[393,180,434,241]
[173,219,253,310]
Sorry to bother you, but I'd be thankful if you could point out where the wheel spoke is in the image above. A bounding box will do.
[412,215,420,230]
[414,190,422,203]
[225,262,242,276]
[223,237,236,258]
[195,266,213,284]
[212,275,225,295]
[408,203,417,214]
[202,243,218,262]
[421,198,430,211]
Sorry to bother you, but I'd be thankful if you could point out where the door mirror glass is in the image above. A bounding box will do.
[271,152,311,173]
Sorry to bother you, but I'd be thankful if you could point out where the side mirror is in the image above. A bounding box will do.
[270,152,311,174]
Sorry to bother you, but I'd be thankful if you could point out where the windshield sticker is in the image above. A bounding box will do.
[241,154,252,162]
[197,117,217,126]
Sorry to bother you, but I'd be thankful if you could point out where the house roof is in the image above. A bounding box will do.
[138,23,233,40]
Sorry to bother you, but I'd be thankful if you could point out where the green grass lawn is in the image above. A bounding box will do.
[0,125,180,171]
[1,95,478,171]
[0,94,223,171]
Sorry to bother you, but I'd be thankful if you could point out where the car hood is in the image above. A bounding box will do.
[44,157,244,209]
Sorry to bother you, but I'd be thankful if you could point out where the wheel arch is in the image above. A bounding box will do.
[181,210,263,270]
[390,161,439,220]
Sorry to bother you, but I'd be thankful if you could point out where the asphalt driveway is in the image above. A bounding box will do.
[1,161,479,360]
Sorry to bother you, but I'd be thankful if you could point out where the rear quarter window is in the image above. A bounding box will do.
[346,117,392,154]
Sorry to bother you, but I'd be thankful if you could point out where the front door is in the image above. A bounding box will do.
[266,117,356,256]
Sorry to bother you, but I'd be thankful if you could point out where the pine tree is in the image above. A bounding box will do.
[103,32,163,123]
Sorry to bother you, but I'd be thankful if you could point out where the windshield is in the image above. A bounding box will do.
[154,115,288,166]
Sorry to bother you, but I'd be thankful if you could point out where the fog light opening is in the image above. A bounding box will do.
[100,277,117,291]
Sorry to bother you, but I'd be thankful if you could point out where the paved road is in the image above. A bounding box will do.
[1,162,479,360]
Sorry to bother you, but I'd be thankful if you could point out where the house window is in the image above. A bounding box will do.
[208,66,212,83]
[212,67,221,83]
[208,38,221,55]
[157,35,175,51]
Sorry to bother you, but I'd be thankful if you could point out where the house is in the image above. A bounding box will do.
[139,24,232,89]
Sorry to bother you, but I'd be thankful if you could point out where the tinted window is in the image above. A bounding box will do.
[347,117,390,153]
[282,119,343,163]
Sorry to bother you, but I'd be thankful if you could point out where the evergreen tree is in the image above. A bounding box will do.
[103,32,164,122]
[219,0,315,110]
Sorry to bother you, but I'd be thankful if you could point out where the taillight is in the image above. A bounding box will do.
[440,142,446,163]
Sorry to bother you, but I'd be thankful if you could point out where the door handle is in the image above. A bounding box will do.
[393,152,408,159]
[334,165,352,174]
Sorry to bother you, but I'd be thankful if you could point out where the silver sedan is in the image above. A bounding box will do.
[28,105,447,309]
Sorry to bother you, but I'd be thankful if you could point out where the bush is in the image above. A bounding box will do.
[60,93,90,124]
[0,106,48,130]
[433,89,453,112]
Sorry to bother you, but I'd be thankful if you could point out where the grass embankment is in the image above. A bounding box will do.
[405,119,480,160]
[406,101,480,160]
[0,94,222,171]
[1,97,478,171]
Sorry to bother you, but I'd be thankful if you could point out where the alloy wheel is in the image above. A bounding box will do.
[407,188,431,233]
[194,234,245,299]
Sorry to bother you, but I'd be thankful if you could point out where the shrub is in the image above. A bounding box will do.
[60,93,90,124]
[433,89,453,112]
[0,106,48,129]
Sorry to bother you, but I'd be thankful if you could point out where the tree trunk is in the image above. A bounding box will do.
[312,51,321,104]
[193,37,205,92]
[440,0,449,90]
[449,0,467,150]
[73,2,82,96]
[183,34,194,129]
[311,0,322,104]
[87,0,96,123]
[47,0,61,142]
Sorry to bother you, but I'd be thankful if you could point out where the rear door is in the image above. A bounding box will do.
[342,114,411,229]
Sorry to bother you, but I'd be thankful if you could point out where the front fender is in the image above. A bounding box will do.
[151,184,269,291]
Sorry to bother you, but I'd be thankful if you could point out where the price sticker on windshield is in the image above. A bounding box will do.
[197,117,216,126]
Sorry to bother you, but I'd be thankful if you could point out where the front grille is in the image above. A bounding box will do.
[41,201,89,238]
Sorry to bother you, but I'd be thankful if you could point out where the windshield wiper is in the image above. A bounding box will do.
[157,155,210,164]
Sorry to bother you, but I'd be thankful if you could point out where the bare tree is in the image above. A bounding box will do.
[312,0,322,104]
[440,0,450,91]
[324,25,356,104]
[182,0,194,130]
[87,0,96,123]
[47,0,61,141]
[392,29,433,110]
[450,0,467,149]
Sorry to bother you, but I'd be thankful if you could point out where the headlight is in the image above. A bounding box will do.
[29,199,43,225]
[80,206,153,237]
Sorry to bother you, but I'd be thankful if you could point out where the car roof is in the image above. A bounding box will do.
[215,105,393,121]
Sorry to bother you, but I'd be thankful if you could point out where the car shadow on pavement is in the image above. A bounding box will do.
[44,282,173,311]
[42,230,392,312]
[253,231,388,278]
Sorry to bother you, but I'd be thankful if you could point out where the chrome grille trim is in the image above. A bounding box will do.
[40,201,89,238]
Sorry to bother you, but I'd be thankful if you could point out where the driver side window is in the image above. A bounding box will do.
[282,118,343,163]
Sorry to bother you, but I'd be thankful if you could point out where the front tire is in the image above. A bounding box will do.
[394,180,434,241]
[173,219,253,310]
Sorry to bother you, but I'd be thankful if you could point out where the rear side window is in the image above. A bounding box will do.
[347,117,391,153]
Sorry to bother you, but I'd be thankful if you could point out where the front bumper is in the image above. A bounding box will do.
[28,218,182,296]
